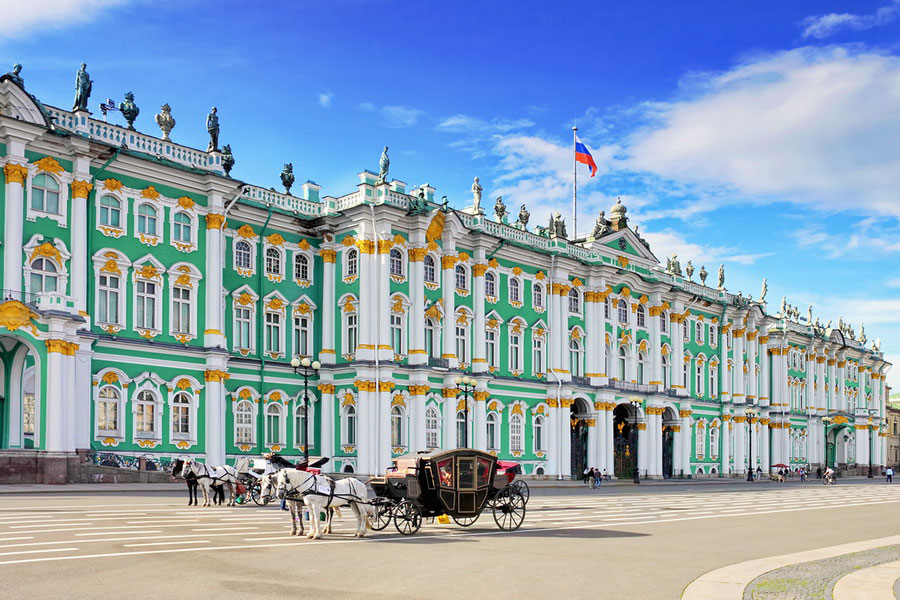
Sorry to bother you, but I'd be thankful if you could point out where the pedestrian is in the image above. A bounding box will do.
[588,467,596,488]
[602,468,609,482]
[756,466,762,481]
[583,466,590,484]
[886,467,894,483]
[594,468,602,488]
[816,467,822,479]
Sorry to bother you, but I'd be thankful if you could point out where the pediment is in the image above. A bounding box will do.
[0,76,50,127]
[592,227,658,265]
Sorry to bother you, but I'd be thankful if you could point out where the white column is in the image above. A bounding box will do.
[473,390,487,450]
[549,280,564,377]
[376,237,392,362]
[64,351,77,451]
[827,358,836,411]
[759,330,770,406]
[749,416,758,472]
[204,373,226,466]
[441,254,457,369]
[649,294,662,387]
[587,417,598,472]
[838,360,847,412]
[721,325,731,403]
[596,282,608,383]
[747,330,758,402]
[43,341,65,452]
[733,328,746,403]
[204,212,226,348]
[2,162,27,292]
[760,417,770,473]
[681,407,693,476]
[471,258,487,373]
[560,284,571,377]
[673,422,683,477]
[319,385,335,459]
[73,345,93,449]
[650,409,663,477]
[806,353,814,412]
[605,403,616,476]
[859,368,868,412]
[70,159,92,314]
[356,241,375,361]
[672,302,686,394]
[585,289,598,380]
[637,419,648,477]
[627,298,637,383]
[733,413,746,474]
[319,249,336,364]
[817,356,826,413]
[723,416,733,474]
[411,389,426,453]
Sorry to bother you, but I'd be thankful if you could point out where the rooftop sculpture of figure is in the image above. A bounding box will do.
[759,278,768,303]
[73,63,92,111]
[377,146,390,184]
[592,210,609,237]
[717,264,725,290]
[281,163,295,195]
[471,177,483,214]
[548,211,567,238]
[516,204,530,230]
[6,63,23,87]
[494,196,507,222]
[206,107,219,152]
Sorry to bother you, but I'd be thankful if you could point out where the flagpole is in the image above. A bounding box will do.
[572,126,577,239]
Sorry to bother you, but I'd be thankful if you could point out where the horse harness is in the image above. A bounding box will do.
[191,462,233,485]
[282,473,360,508]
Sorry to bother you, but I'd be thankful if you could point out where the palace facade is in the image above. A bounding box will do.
[0,70,891,481]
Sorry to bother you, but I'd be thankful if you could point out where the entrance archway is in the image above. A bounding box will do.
[662,407,678,479]
[0,335,41,450]
[569,398,591,479]
[613,403,638,479]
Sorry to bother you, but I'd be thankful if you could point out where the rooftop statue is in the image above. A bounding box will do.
[407,188,428,214]
[441,195,449,212]
[73,63,92,112]
[206,107,219,152]
[5,63,23,87]
[717,264,725,290]
[699,265,708,285]
[281,163,295,195]
[685,260,694,281]
[760,278,768,303]
[806,304,812,324]
[858,324,866,344]
[221,144,234,176]
[548,211,567,238]
[118,91,139,130]
[471,177,483,214]
[666,252,682,276]
[377,146,390,184]
[494,196,507,222]
[516,204,530,230]
[592,210,609,237]
[780,296,787,316]
[155,103,175,141]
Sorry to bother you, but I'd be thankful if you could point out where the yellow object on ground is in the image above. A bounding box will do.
[437,514,450,524]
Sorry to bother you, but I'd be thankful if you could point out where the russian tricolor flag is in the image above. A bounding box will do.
[575,137,598,177]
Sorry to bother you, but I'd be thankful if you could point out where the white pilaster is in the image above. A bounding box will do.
[319,249,336,363]
[2,161,26,292]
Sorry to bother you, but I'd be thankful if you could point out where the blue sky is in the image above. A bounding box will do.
[3,1,900,388]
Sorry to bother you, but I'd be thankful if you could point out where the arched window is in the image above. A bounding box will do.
[683,319,689,342]
[99,195,121,228]
[510,414,524,453]
[235,241,251,269]
[172,391,192,440]
[662,354,670,388]
[568,288,580,313]
[695,322,703,344]
[98,271,120,325]
[425,318,438,358]
[390,311,404,355]
[510,278,521,303]
[425,406,440,449]
[637,352,647,384]
[97,386,120,433]
[636,305,646,328]
[660,311,668,333]
[173,212,192,243]
[345,310,358,355]
[709,325,718,346]
[456,411,468,448]
[617,299,628,323]
[509,327,522,371]
[31,174,60,213]
[486,412,498,450]
[389,248,403,276]
[29,258,57,293]
[695,362,704,397]
[235,400,254,444]
[343,405,357,445]
[423,254,436,283]
[455,264,468,291]
[172,285,191,335]
[265,247,281,275]
[346,248,358,277]
[618,346,627,380]
[295,254,309,281]
[569,338,583,377]
[532,282,544,309]
[484,271,496,297]
[710,366,718,397]
[534,415,545,452]
[391,405,404,447]
[135,390,157,437]
[265,403,283,445]
[137,204,158,236]
[695,421,706,457]
[710,423,720,459]
[532,335,544,375]
[135,277,157,329]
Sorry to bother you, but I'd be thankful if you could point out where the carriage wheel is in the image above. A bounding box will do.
[452,514,479,527]
[371,501,394,531]
[250,482,271,506]
[510,480,530,504]
[492,487,526,531]
[393,501,422,536]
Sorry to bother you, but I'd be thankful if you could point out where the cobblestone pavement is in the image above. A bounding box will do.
[744,544,900,599]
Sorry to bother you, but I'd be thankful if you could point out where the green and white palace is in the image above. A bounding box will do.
[0,69,891,482]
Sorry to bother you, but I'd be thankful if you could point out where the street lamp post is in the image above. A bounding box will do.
[630,398,642,484]
[454,376,476,448]
[746,407,757,482]
[290,356,320,463]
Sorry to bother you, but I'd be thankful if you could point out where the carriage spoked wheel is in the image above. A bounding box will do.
[393,500,422,535]
[510,480,530,504]
[452,514,479,527]
[371,500,394,531]
[492,486,526,531]
[250,481,271,506]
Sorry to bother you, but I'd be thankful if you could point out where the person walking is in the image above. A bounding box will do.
[583,466,590,485]
[594,468,602,488]
[588,467,596,488]
[886,467,894,483]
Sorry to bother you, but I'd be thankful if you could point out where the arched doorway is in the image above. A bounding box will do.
[0,335,40,450]
[569,398,591,479]
[613,403,637,479]
[662,407,678,479]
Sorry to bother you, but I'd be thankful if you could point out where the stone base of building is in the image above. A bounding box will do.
[0,450,177,484]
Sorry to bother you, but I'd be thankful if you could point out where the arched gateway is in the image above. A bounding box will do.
[569,398,591,478]
[613,403,638,479]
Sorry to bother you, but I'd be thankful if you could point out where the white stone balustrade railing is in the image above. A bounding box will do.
[242,185,323,217]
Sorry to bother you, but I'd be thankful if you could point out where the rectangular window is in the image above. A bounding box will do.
[172,287,191,334]
[510,333,521,371]
[390,314,403,355]
[265,311,281,353]
[98,274,119,324]
[346,314,358,354]
[236,412,252,444]
[294,315,311,357]
[136,280,156,329]
[98,400,118,431]
[136,403,155,434]
[456,326,467,363]
[485,330,497,368]
[235,306,252,349]
[533,337,544,375]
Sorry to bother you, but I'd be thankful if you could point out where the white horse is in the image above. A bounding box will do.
[262,472,343,536]
[182,459,239,507]
[275,469,373,539]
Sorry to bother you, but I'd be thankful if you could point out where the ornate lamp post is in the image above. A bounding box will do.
[630,398,642,484]
[290,356,320,463]
[454,376,477,448]
[746,407,757,482]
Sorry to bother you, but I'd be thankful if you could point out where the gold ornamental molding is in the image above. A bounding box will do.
[441,255,458,269]
[0,300,39,335]
[204,369,230,383]
[206,213,226,229]
[3,163,28,184]
[103,178,124,192]
[33,156,64,175]
[319,248,337,263]
[425,211,446,243]
[317,383,336,394]
[71,179,93,199]
[472,263,488,277]
[140,186,161,201]
[237,224,256,239]
[408,384,430,395]
[407,247,427,262]
[678,409,692,418]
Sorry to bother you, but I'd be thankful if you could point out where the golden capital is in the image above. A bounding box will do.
[408,384,430,395]
[3,163,28,185]
[407,248,427,262]
[317,383,336,394]
[71,179,93,199]
[204,369,230,382]
[377,239,394,254]
[679,409,692,418]
[472,264,488,277]
[356,240,375,254]
[319,249,337,263]
[206,213,226,229]
[45,339,68,354]
[473,391,490,402]
[441,255,458,269]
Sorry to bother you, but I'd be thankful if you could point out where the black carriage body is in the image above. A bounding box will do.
[371,449,500,519]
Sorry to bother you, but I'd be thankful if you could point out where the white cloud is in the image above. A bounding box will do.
[317,90,333,108]
[380,105,425,128]
[801,1,899,39]
[436,114,534,133]
[886,278,900,288]
[641,228,771,271]
[625,47,900,219]
[0,0,130,37]
[357,101,375,112]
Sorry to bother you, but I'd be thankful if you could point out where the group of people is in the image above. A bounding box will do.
[582,467,610,489]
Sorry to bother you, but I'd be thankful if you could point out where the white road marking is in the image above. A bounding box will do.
[0,547,79,556]
[123,541,210,547]
[76,530,162,536]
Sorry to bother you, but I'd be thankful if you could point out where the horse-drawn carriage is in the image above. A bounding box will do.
[236,454,328,505]
[368,448,528,535]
